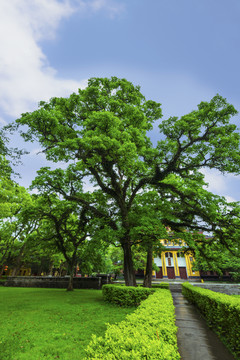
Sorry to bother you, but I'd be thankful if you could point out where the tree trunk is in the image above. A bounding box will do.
[11,267,20,276]
[143,246,153,288]
[122,241,136,286]
[11,243,26,276]
[67,268,74,291]
[59,262,64,276]
[48,262,53,276]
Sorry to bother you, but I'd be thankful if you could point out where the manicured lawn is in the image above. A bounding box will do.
[0,287,134,360]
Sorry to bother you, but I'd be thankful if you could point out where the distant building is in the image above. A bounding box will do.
[153,239,200,280]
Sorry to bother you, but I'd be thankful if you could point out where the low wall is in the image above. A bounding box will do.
[193,283,240,295]
[4,276,111,289]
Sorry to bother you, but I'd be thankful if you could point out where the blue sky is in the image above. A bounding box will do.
[1,0,240,201]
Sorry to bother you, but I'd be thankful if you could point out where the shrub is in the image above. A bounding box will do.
[102,284,155,306]
[84,289,180,359]
[182,283,240,359]
[152,283,169,289]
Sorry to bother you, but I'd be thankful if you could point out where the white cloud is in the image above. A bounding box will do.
[155,71,215,118]
[201,168,227,193]
[83,181,97,192]
[200,168,240,202]
[0,0,123,119]
[0,0,82,117]
[89,0,125,18]
[29,148,46,157]
[224,195,237,203]
[0,117,7,125]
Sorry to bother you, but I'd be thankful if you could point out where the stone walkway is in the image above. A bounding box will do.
[170,285,235,360]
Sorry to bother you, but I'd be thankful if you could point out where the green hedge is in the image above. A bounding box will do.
[112,283,169,289]
[102,284,155,306]
[84,289,180,359]
[152,283,169,289]
[182,283,240,359]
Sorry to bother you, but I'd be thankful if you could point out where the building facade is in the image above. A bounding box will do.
[153,239,200,280]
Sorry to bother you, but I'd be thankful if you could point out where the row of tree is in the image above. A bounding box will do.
[1,77,240,289]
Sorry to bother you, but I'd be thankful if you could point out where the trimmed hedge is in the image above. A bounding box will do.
[152,283,169,289]
[102,284,155,306]
[112,283,170,289]
[84,289,180,359]
[182,283,240,359]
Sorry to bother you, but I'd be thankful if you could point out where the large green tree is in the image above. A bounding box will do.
[0,183,34,277]
[15,77,240,286]
[27,191,95,291]
[0,127,35,276]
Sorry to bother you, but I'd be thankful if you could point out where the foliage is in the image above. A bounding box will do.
[0,124,27,177]
[0,288,134,360]
[85,289,180,359]
[182,283,240,359]
[14,76,240,285]
[102,284,155,306]
[190,229,240,281]
[24,191,98,290]
[0,184,34,276]
[0,128,37,276]
[90,244,123,277]
[151,283,169,289]
[129,190,168,286]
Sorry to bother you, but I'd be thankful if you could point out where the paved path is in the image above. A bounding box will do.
[170,285,235,360]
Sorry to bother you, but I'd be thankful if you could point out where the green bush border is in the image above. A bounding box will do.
[182,282,240,359]
[85,288,180,359]
[102,284,155,306]
[152,283,169,289]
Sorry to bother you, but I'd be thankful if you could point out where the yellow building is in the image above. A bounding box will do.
[153,239,200,280]
[5,267,31,276]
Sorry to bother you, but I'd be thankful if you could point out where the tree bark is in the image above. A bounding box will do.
[122,240,136,286]
[143,246,153,288]
[48,262,53,276]
[11,267,20,276]
[67,268,74,291]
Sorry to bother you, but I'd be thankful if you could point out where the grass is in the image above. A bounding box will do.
[0,287,134,360]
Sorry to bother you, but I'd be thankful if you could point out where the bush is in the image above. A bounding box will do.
[152,283,169,289]
[182,282,240,359]
[102,284,155,306]
[84,289,180,359]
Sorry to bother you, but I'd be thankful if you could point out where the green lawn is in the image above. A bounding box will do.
[0,287,134,360]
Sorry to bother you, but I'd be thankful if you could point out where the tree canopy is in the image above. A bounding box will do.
[14,76,240,286]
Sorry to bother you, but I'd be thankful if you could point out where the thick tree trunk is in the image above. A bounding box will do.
[59,262,64,276]
[122,241,136,286]
[11,266,20,276]
[143,246,153,288]
[48,262,53,276]
[67,268,74,291]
